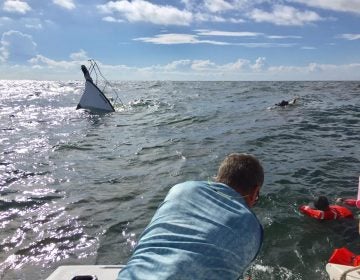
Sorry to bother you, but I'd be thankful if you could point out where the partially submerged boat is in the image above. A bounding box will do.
[76,59,123,113]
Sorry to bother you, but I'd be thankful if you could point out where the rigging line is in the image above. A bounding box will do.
[86,59,124,106]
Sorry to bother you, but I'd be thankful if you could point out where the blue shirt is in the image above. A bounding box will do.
[118,181,263,280]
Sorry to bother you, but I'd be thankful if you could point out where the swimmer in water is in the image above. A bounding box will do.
[275,98,297,107]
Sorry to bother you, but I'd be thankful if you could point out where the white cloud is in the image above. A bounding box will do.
[193,12,239,23]
[23,18,43,29]
[53,0,76,10]
[237,42,296,47]
[0,17,12,26]
[25,23,42,29]
[228,17,246,23]
[3,0,31,14]
[204,0,233,13]
[292,0,360,15]
[252,57,266,71]
[268,62,360,80]
[267,35,302,39]
[338,34,360,40]
[249,4,323,26]
[196,29,263,37]
[163,59,192,71]
[2,54,360,81]
[191,59,217,71]
[102,16,125,23]
[181,0,197,10]
[134,33,229,45]
[184,0,258,13]
[220,59,251,71]
[69,49,88,61]
[97,0,248,25]
[0,30,37,63]
[134,32,297,48]
[98,0,193,26]
[196,29,302,40]
[29,55,77,69]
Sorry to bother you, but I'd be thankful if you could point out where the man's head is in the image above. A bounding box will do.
[314,196,329,211]
[216,153,264,207]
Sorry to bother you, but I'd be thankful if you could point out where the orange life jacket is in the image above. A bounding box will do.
[299,205,353,220]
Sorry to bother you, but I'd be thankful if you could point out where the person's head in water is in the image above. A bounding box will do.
[314,196,330,211]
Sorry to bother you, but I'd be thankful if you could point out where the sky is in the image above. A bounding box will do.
[1,0,360,81]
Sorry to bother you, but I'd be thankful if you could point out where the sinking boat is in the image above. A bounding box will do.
[76,59,122,113]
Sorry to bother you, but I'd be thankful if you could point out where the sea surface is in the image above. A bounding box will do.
[0,80,359,279]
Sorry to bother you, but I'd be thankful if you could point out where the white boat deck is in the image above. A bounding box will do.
[46,265,124,280]
[326,263,360,280]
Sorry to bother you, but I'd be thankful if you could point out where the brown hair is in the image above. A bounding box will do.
[216,153,264,193]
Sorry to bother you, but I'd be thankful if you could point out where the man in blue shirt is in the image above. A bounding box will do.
[118,153,264,280]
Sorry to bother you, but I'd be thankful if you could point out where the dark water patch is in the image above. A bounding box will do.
[0,169,50,187]
[0,198,52,211]
[96,220,138,264]
[53,143,94,151]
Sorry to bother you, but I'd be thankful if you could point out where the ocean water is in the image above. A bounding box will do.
[0,80,359,280]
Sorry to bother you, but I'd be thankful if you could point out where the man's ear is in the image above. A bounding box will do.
[249,185,260,207]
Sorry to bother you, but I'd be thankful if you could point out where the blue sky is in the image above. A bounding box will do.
[1,0,360,80]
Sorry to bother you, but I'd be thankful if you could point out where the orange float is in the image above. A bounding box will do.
[299,205,353,220]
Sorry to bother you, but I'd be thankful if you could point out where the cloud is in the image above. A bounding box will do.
[292,0,360,15]
[23,18,43,29]
[3,0,31,14]
[29,55,78,69]
[220,59,251,71]
[28,50,89,70]
[268,62,360,80]
[140,57,261,75]
[97,0,193,26]
[301,46,316,49]
[249,4,323,26]
[0,17,47,30]
[69,49,89,61]
[0,17,12,26]
[53,0,76,10]
[25,23,42,29]
[134,32,297,47]
[134,33,229,45]
[266,35,302,39]
[0,30,37,63]
[163,59,192,71]
[191,59,217,71]
[3,54,360,81]
[195,29,263,37]
[102,16,125,23]
[338,33,360,40]
[195,29,302,40]
[237,42,296,47]
[96,0,249,25]
[203,0,233,13]
[193,12,244,23]
[252,57,267,71]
